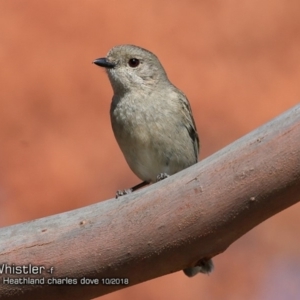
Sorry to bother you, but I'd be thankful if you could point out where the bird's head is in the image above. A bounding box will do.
[93,44,168,94]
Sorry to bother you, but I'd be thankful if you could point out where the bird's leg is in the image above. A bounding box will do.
[116,181,149,198]
[115,174,169,198]
[131,181,149,191]
[156,173,169,182]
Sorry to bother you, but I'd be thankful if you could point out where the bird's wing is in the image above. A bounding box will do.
[177,91,200,162]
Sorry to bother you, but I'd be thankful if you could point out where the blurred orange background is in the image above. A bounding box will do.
[0,1,300,299]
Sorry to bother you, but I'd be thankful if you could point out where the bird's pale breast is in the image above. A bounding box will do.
[110,93,197,182]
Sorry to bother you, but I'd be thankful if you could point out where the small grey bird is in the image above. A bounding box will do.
[93,44,213,277]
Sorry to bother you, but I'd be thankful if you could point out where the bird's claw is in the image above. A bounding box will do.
[156,173,169,182]
[116,189,133,199]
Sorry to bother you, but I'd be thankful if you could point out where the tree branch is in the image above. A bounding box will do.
[0,105,300,300]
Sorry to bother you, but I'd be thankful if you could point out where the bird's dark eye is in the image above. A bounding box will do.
[128,58,140,68]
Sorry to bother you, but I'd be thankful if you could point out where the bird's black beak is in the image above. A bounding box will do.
[93,58,116,69]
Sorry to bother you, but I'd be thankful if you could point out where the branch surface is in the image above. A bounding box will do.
[0,105,300,300]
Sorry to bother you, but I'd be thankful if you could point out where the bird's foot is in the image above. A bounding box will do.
[115,181,149,198]
[183,258,214,277]
[116,189,133,199]
[156,173,169,182]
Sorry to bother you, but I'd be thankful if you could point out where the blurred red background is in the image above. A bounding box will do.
[0,1,300,299]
